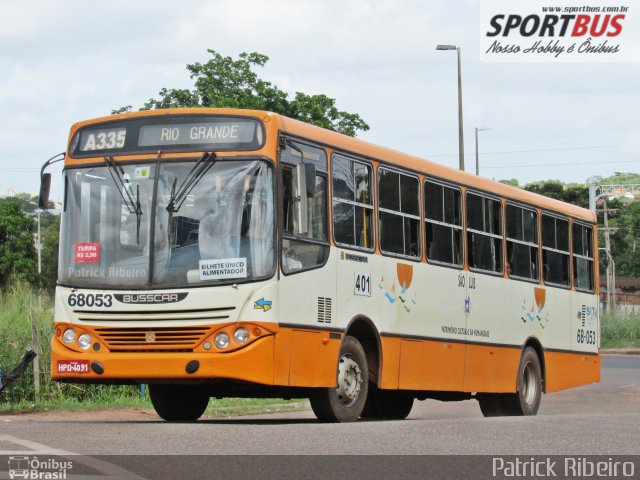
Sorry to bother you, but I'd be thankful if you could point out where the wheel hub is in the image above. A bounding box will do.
[336,354,362,407]
[522,362,538,406]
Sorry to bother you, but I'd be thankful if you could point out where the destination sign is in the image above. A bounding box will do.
[139,121,255,147]
[70,115,263,157]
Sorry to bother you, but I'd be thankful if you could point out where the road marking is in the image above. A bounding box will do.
[0,434,148,480]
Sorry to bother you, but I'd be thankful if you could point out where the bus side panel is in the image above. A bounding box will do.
[379,336,400,389]
[377,261,467,392]
[380,336,466,391]
[287,329,341,387]
[273,327,293,386]
[545,351,600,393]
[410,339,466,391]
[463,344,521,393]
[571,290,599,354]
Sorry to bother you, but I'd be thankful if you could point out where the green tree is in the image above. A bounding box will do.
[40,214,60,290]
[524,180,589,208]
[608,202,640,277]
[0,202,37,287]
[601,172,640,185]
[499,178,520,188]
[114,50,369,137]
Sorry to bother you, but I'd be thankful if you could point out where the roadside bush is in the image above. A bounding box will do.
[0,283,142,409]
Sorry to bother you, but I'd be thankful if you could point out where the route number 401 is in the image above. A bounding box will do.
[354,272,371,297]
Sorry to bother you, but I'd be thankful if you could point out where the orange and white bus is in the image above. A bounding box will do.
[39,108,599,422]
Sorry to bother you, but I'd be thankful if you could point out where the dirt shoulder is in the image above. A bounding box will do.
[0,407,159,422]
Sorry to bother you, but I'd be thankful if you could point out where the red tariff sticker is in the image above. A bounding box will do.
[57,360,90,374]
[75,242,100,263]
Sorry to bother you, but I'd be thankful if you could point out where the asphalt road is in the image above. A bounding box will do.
[0,355,638,479]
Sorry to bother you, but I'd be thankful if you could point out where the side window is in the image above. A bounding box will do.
[541,214,570,286]
[332,155,374,249]
[506,204,539,280]
[466,192,503,273]
[378,168,421,258]
[424,180,462,266]
[280,139,329,274]
[573,223,594,291]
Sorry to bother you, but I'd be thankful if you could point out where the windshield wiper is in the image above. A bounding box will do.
[105,156,143,243]
[166,152,217,213]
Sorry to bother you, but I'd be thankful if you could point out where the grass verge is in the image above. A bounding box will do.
[600,312,640,348]
[1,396,308,417]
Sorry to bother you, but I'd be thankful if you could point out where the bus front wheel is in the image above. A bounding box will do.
[478,346,542,417]
[149,384,210,421]
[310,336,369,423]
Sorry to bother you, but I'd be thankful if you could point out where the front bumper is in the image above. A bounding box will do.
[51,322,342,388]
[51,332,276,384]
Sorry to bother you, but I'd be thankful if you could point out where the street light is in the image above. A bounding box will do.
[436,44,464,172]
[474,127,491,176]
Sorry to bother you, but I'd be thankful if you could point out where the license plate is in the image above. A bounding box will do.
[57,360,90,374]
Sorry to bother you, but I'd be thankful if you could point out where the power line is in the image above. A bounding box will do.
[427,143,640,158]
[482,158,640,170]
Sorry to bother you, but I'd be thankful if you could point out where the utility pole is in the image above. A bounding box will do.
[602,199,616,313]
[587,181,639,314]
[456,46,464,172]
[436,44,465,171]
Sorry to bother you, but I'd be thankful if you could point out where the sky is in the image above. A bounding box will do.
[1,0,639,201]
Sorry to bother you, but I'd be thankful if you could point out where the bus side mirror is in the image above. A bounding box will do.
[304,162,316,198]
[38,173,51,209]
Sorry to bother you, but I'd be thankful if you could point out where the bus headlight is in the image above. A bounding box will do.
[77,333,92,350]
[234,328,249,345]
[214,332,230,349]
[62,328,77,345]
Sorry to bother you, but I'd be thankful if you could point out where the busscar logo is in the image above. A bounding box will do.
[480,1,640,62]
[114,292,188,304]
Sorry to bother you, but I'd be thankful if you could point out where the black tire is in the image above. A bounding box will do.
[478,347,542,417]
[361,384,414,420]
[375,389,414,420]
[310,336,369,423]
[360,382,380,419]
[149,384,210,422]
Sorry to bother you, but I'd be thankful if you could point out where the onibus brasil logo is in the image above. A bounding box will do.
[8,456,73,480]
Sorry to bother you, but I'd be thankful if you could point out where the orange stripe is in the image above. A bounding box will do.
[380,337,466,391]
[544,350,600,393]
[463,344,521,393]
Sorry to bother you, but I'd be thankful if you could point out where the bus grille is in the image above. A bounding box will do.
[94,326,211,351]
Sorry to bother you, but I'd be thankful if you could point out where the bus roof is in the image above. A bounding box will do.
[276,113,596,223]
[70,108,596,223]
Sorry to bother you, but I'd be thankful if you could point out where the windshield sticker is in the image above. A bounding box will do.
[74,243,100,263]
[134,166,151,179]
[199,258,248,281]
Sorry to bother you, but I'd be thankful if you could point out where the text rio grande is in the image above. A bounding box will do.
[159,124,240,142]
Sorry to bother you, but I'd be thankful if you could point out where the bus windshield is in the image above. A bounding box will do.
[60,159,274,289]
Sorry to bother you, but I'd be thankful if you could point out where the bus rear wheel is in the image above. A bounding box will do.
[362,385,414,420]
[149,384,210,421]
[478,347,542,417]
[310,336,369,423]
